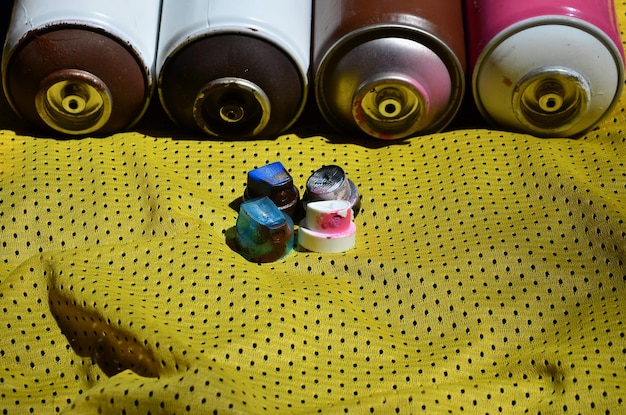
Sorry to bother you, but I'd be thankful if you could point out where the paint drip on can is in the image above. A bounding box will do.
[1,0,161,136]
[465,0,625,137]
[156,0,311,139]
[312,0,466,140]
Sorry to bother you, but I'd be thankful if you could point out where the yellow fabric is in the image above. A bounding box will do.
[2,14,626,415]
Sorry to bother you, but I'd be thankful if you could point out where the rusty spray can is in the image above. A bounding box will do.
[157,0,311,139]
[312,0,466,140]
[466,0,625,137]
[2,0,162,136]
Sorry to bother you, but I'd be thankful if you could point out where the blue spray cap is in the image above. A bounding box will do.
[244,162,300,217]
[235,196,294,263]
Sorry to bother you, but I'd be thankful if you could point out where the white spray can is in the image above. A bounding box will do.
[156,0,311,139]
[2,0,161,136]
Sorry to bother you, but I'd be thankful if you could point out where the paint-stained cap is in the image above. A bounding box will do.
[244,162,300,217]
[235,196,294,263]
[303,165,360,216]
[298,200,356,253]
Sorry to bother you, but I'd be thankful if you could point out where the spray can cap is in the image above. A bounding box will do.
[244,162,300,217]
[234,196,294,262]
[303,165,360,216]
[298,200,357,253]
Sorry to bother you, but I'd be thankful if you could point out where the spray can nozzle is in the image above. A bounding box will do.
[513,67,591,135]
[193,77,271,138]
[35,69,112,135]
[353,76,426,138]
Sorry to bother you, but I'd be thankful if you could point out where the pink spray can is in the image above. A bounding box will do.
[466,0,624,137]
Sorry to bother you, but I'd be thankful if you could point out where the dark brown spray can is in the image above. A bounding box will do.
[157,0,311,139]
[312,0,466,140]
[1,0,161,136]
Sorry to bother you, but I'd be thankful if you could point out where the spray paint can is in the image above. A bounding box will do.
[466,0,625,137]
[157,0,311,139]
[1,0,161,136]
[312,0,466,140]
